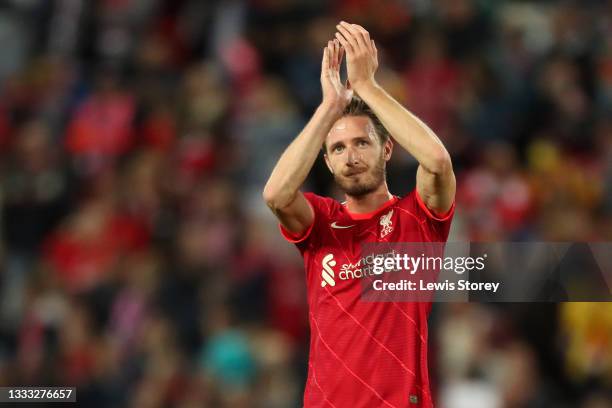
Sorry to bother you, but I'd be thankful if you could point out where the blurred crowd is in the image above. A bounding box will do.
[0,0,611,407]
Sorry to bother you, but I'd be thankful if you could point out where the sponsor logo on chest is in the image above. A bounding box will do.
[318,250,397,288]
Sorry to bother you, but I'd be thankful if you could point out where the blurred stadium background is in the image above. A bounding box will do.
[0,0,610,407]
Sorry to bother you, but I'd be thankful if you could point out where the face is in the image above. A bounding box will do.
[324,116,392,197]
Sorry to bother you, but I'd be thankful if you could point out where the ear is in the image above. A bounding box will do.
[324,153,334,174]
[383,139,393,161]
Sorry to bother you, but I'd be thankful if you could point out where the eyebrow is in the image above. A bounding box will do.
[329,136,370,151]
[353,136,370,143]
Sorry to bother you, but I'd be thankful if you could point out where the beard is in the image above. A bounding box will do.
[334,157,386,198]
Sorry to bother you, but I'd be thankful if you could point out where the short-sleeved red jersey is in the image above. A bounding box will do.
[280,189,455,408]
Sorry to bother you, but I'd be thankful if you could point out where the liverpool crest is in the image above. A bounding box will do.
[380,209,394,238]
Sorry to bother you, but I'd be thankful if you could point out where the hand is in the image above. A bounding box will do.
[335,21,379,95]
[321,39,353,114]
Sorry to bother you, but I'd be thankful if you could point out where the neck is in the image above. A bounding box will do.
[345,182,393,214]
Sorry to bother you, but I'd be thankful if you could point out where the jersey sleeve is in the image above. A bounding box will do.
[278,192,332,250]
[399,189,455,241]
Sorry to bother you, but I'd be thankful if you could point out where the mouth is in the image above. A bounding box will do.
[344,169,367,177]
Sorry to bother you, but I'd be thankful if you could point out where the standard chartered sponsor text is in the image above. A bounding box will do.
[337,250,397,281]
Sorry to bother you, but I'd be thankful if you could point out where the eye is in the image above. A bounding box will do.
[333,145,344,153]
[357,140,369,147]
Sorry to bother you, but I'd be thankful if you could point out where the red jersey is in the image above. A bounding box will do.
[280,189,455,408]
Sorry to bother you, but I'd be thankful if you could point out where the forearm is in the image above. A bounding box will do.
[263,103,341,209]
[357,82,451,174]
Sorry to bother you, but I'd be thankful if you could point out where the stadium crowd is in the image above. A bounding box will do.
[0,0,610,407]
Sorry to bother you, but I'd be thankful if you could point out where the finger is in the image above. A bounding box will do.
[336,24,359,53]
[336,24,359,54]
[351,23,369,37]
[326,41,340,83]
[335,31,354,55]
[344,22,369,51]
[371,39,378,60]
[332,39,339,69]
[322,45,331,75]
[329,40,336,69]
[353,24,373,53]
[339,21,367,54]
[336,42,345,81]
[350,23,370,38]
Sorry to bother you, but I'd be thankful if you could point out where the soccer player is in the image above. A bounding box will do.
[263,22,456,408]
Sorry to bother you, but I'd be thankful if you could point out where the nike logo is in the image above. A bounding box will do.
[331,222,355,229]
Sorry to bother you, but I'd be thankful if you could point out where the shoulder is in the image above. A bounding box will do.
[395,188,455,241]
[303,192,342,218]
[282,192,342,250]
[397,189,455,222]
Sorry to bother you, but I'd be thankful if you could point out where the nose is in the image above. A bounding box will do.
[346,146,361,165]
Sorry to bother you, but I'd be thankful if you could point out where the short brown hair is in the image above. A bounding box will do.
[323,98,390,153]
[342,97,390,145]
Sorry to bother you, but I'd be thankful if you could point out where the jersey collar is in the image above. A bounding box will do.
[343,195,399,220]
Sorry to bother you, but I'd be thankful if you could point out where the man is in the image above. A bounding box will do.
[263,21,455,408]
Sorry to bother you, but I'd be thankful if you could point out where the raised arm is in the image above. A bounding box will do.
[263,39,353,235]
[335,22,456,215]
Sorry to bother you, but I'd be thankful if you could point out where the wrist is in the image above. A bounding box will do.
[319,100,345,118]
[353,79,380,99]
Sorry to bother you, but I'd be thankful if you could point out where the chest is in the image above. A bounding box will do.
[322,207,426,252]
[310,208,427,292]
